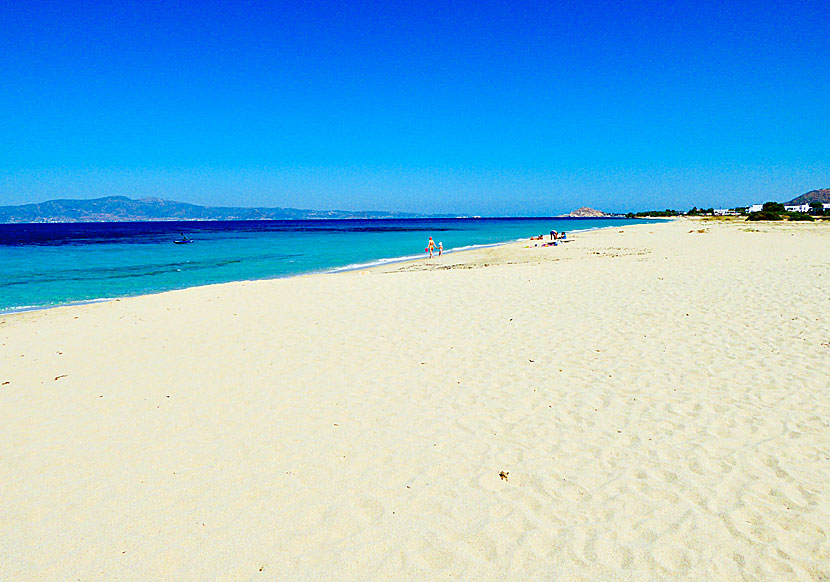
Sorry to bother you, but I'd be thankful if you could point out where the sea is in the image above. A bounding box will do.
[0,217,651,314]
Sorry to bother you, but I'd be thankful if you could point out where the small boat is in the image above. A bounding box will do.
[174,234,192,244]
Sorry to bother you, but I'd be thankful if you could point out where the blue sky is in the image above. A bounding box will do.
[1,0,828,214]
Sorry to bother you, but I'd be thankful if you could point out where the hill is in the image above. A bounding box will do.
[0,196,422,223]
[786,188,830,205]
[559,207,610,218]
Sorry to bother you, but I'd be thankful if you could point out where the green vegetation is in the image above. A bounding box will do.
[807,202,830,217]
[746,201,821,221]
[746,211,783,221]
[787,212,814,221]
[625,209,681,218]
[625,199,827,221]
[686,207,715,216]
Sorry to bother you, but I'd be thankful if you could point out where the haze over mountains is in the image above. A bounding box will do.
[1,188,827,223]
[0,196,425,223]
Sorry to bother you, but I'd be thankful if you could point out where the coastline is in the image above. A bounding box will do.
[326,220,631,275]
[2,217,828,580]
[0,219,652,316]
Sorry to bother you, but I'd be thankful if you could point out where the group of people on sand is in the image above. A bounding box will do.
[528,230,568,247]
[529,230,567,241]
[426,237,443,258]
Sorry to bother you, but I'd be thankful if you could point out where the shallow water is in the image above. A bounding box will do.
[0,217,652,312]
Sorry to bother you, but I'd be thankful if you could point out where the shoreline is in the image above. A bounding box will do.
[0,221,651,317]
[326,221,627,274]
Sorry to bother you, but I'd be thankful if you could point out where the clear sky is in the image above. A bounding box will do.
[1,0,828,215]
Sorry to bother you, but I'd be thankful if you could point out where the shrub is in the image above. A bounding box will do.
[632,209,680,217]
[762,201,785,213]
[786,212,814,221]
[746,211,782,221]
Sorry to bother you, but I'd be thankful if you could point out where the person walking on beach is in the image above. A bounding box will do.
[427,237,437,258]
[438,242,443,256]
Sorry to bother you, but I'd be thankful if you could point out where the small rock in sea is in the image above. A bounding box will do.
[499,471,509,481]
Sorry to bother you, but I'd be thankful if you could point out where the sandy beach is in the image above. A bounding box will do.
[1,218,828,580]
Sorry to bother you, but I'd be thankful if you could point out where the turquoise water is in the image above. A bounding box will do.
[0,218,652,313]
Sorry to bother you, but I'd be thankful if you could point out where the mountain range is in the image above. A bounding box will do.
[0,196,425,223]
[2,188,827,223]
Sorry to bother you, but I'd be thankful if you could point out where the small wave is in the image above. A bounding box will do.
[324,224,632,275]
[0,296,116,316]
[327,252,429,272]
[326,239,526,273]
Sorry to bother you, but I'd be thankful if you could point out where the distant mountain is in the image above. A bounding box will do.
[0,196,425,223]
[559,207,611,218]
[786,188,830,205]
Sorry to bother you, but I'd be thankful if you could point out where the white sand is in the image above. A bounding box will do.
[1,218,829,580]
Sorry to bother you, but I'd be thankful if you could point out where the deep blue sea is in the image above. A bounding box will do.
[0,217,651,313]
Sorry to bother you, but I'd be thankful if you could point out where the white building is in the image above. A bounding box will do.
[747,202,828,213]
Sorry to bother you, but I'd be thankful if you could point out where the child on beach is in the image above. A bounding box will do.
[438,242,443,256]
